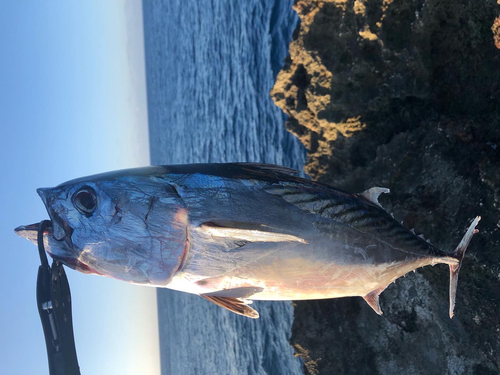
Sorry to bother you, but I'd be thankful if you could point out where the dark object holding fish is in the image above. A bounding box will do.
[15,163,480,319]
[34,220,80,375]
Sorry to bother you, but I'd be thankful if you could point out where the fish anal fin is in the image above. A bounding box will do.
[201,295,260,319]
[360,187,390,208]
[362,285,389,315]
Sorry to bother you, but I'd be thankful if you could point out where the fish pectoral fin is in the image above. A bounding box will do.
[200,287,263,318]
[200,295,260,319]
[200,222,307,244]
[362,285,389,315]
[360,187,390,209]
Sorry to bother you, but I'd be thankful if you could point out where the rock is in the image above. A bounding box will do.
[271,0,500,374]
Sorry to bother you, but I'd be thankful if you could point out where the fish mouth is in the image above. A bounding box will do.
[15,188,75,250]
[53,218,74,249]
[36,188,75,249]
[46,214,74,248]
[14,219,74,250]
[14,222,52,244]
[14,222,42,233]
[14,221,94,273]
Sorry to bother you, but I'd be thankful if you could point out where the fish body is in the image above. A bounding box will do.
[15,163,479,318]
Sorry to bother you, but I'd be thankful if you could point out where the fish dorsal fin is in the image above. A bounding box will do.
[201,222,307,244]
[362,285,389,315]
[360,187,390,208]
[201,295,260,319]
[234,163,299,176]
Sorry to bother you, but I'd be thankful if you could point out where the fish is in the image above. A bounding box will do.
[15,163,480,319]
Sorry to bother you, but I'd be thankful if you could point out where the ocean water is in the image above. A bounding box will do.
[143,1,305,374]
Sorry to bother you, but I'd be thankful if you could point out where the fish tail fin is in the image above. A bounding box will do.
[448,216,481,319]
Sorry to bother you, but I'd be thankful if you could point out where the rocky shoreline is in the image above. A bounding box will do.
[271,1,500,374]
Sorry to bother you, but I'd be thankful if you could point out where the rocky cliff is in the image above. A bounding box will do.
[271,1,500,374]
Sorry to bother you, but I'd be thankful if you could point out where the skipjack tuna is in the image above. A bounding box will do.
[15,163,480,318]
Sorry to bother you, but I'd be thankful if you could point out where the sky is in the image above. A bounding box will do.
[0,1,160,374]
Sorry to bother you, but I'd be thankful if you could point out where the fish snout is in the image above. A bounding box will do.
[36,187,53,204]
[36,187,71,242]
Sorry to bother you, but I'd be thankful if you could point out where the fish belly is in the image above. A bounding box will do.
[167,235,426,300]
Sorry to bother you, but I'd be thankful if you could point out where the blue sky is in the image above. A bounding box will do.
[0,1,159,374]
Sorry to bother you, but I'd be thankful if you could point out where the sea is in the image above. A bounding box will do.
[142,1,305,374]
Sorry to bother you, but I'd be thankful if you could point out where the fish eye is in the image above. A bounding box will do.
[72,187,97,215]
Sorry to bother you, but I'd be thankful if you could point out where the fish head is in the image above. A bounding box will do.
[16,172,188,286]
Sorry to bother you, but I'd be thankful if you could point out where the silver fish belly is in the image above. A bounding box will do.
[15,163,480,319]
